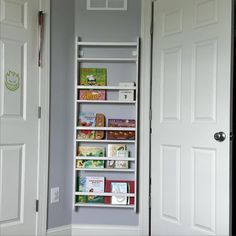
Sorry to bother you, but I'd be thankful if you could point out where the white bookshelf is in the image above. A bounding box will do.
[74,38,140,212]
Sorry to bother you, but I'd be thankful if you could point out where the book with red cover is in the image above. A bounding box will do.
[104,180,135,205]
[107,119,135,140]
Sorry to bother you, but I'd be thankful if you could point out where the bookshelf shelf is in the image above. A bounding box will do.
[75,203,135,209]
[74,38,140,213]
[75,192,135,197]
[77,85,136,90]
[76,156,135,161]
[76,168,135,172]
[77,100,136,104]
[76,127,136,131]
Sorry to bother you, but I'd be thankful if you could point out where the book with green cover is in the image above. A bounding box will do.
[76,176,87,203]
[80,68,107,86]
[77,146,105,168]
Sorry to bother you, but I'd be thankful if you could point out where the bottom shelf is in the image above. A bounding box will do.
[75,203,135,208]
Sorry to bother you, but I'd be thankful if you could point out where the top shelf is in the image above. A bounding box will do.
[77,42,137,47]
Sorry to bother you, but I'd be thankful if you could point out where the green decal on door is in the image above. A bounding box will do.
[5,71,20,91]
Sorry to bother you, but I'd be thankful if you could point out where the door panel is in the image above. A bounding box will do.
[0,0,40,235]
[151,0,232,235]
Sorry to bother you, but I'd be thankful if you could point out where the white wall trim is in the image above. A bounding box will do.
[47,224,140,236]
[37,0,51,235]
[138,0,152,235]
[47,225,71,236]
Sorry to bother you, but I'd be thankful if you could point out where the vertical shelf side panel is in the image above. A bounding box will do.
[134,37,140,213]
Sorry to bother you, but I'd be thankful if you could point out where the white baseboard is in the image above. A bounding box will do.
[47,224,141,236]
[47,225,71,236]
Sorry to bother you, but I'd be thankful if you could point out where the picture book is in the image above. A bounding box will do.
[79,90,106,100]
[104,180,135,205]
[115,149,129,169]
[77,113,105,140]
[80,68,107,86]
[111,182,128,205]
[86,176,105,203]
[77,112,96,140]
[106,144,127,168]
[107,119,135,140]
[76,176,87,203]
[77,146,105,169]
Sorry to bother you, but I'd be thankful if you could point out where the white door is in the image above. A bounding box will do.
[0,0,40,235]
[151,0,232,235]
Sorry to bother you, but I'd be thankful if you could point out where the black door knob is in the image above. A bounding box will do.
[214,132,226,142]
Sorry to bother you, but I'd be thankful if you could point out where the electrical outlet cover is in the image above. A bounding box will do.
[51,187,60,203]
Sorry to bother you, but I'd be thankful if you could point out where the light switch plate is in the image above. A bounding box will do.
[51,187,60,203]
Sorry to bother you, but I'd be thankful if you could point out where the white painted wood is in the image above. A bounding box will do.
[75,192,135,197]
[0,0,41,235]
[75,39,140,212]
[47,224,140,236]
[76,168,135,172]
[77,100,136,104]
[76,127,136,131]
[78,42,136,46]
[77,57,136,62]
[76,156,135,161]
[37,0,50,235]
[74,203,134,209]
[151,0,232,235]
[77,85,136,90]
[76,139,135,143]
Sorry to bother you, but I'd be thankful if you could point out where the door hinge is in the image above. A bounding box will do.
[149,178,151,208]
[36,200,39,212]
[150,20,154,35]
[38,106,41,119]
[149,195,151,208]
[149,109,152,121]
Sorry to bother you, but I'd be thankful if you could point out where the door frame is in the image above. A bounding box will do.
[37,0,50,235]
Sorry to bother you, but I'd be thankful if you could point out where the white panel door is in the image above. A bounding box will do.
[0,0,40,235]
[151,0,232,235]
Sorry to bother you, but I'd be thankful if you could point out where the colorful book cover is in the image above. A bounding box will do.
[111,182,128,205]
[77,112,96,140]
[79,90,106,100]
[80,68,107,86]
[104,180,135,205]
[86,176,105,203]
[107,119,135,140]
[77,146,105,169]
[76,176,87,203]
[106,144,127,168]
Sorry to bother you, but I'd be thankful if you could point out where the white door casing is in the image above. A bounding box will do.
[151,0,232,235]
[0,0,41,235]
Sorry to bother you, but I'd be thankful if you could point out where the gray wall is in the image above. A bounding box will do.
[48,0,141,229]
[48,0,75,229]
[73,0,141,226]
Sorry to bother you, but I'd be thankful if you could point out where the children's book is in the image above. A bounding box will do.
[107,119,135,140]
[86,176,105,203]
[76,176,87,203]
[106,144,127,168]
[77,112,96,140]
[115,149,129,169]
[77,146,105,169]
[79,68,107,100]
[104,180,135,205]
[111,182,128,205]
[80,68,107,86]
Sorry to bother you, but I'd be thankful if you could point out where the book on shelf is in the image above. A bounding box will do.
[107,119,135,140]
[118,82,135,102]
[111,182,128,205]
[77,146,105,169]
[104,180,135,205]
[76,176,87,203]
[77,113,105,140]
[106,144,128,169]
[86,176,105,203]
[79,68,107,100]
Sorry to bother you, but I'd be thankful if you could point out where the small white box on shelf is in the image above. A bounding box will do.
[119,82,135,101]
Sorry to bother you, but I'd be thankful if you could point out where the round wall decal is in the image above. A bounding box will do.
[5,71,20,91]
